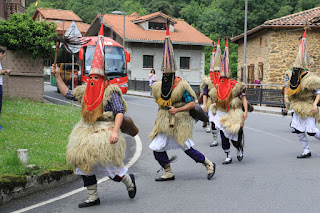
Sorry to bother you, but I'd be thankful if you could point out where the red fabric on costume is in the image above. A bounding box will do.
[172,77,182,89]
[209,71,220,85]
[84,74,105,111]
[217,78,237,101]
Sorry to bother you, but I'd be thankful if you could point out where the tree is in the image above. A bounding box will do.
[0,13,57,59]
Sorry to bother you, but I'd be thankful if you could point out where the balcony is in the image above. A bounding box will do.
[5,3,26,19]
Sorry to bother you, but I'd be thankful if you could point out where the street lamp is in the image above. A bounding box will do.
[111,11,125,48]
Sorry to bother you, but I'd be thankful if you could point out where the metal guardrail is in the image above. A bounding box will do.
[246,84,285,107]
[128,79,285,107]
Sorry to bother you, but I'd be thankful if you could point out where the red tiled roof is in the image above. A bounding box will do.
[32,8,83,22]
[132,11,176,24]
[102,13,212,45]
[55,21,90,36]
[130,12,140,17]
[232,7,320,42]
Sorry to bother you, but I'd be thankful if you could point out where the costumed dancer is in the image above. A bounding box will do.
[200,38,222,147]
[209,38,248,164]
[285,29,320,158]
[51,24,137,208]
[149,23,216,181]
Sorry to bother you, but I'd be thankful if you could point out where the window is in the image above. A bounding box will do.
[148,22,166,30]
[180,57,190,69]
[113,32,117,40]
[143,55,153,68]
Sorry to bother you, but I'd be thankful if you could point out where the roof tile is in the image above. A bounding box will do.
[103,13,212,45]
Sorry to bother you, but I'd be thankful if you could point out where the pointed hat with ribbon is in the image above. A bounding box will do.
[293,29,313,69]
[209,42,216,72]
[219,38,231,78]
[213,37,222,71]
[157,22,181,107]
[161,24,177,74]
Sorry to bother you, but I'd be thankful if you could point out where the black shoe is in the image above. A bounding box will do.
[128,174,137,199]
[237,154,243,161]
[155,176,175,181]
[222,158,232,165]
[78,198,100,208]
[297,152,311,159]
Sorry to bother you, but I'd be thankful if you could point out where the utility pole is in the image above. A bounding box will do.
[243,0,248,83]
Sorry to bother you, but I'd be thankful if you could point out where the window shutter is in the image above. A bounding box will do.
[248,64,255,88]
[258,62,263,81]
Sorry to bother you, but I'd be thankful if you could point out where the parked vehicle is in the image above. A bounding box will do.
[78,36,130,93]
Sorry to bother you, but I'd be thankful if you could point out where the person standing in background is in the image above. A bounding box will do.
[149,69,157,95]
[0,48,11,130]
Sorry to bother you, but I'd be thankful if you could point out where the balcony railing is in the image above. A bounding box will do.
[5,3,26,19]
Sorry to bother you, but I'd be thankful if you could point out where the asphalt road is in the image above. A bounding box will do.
[1,84,320,213]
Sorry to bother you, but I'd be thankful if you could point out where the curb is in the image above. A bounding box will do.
[0,170,79,205]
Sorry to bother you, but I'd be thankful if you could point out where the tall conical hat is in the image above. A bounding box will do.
[161,25,177,73]
[213,38,222,71]
[219,38,231,78]
[88,23,105,76]
[293,29,312,69]
[209,42,215,72]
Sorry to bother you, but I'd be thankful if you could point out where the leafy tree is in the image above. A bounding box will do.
[0,13,57,59]
[121,0,149,16]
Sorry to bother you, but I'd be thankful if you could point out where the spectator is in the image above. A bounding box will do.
[0,48,11,130]
[149,69,157,95]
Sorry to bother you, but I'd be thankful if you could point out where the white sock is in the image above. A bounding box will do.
[86,184,98,202]
[224,149,231,159]
[297,133,310,154]
[121,174,134,191]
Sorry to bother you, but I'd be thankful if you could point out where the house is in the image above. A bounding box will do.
[0,0,26,20]
[32,7,90,37]
[85,11,212,87]
[231,7,320,86]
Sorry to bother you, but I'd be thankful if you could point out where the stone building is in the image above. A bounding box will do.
[231,7,320,86]
[0,0,26,20]
[85,11,212,86]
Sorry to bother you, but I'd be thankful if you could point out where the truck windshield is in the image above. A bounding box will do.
[83,46,127,77]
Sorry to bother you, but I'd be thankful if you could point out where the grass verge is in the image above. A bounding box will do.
[0,98,80,179]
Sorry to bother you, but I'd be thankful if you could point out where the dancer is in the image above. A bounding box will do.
[200,38,222,146]
[285,29,320,158]
[209,38,248,164]
[51,24,137,208]
[149,24,216,181]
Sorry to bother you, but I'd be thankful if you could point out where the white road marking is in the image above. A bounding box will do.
[44,95,80,107]
[125,101,158,109]
[12,135,143,213]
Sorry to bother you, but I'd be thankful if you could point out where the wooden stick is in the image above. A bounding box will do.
[53,41,60,67]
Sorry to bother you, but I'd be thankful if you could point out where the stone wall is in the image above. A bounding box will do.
[1,47,44,101]
[237,29,271,84]
[237,28,320,86]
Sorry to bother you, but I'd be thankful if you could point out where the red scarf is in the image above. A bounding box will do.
[82,74,106,124]
[209,71,220,86]
[216,78,237,110]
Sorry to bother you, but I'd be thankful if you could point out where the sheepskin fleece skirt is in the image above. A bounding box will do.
[149,109,193,147]
[291,110,319,133]
[213,110,240,141]
[149,133,195,152]
[67,119,126,175]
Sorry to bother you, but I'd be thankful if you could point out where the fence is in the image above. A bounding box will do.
[128,79,285,107]
[246,84,285,107]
